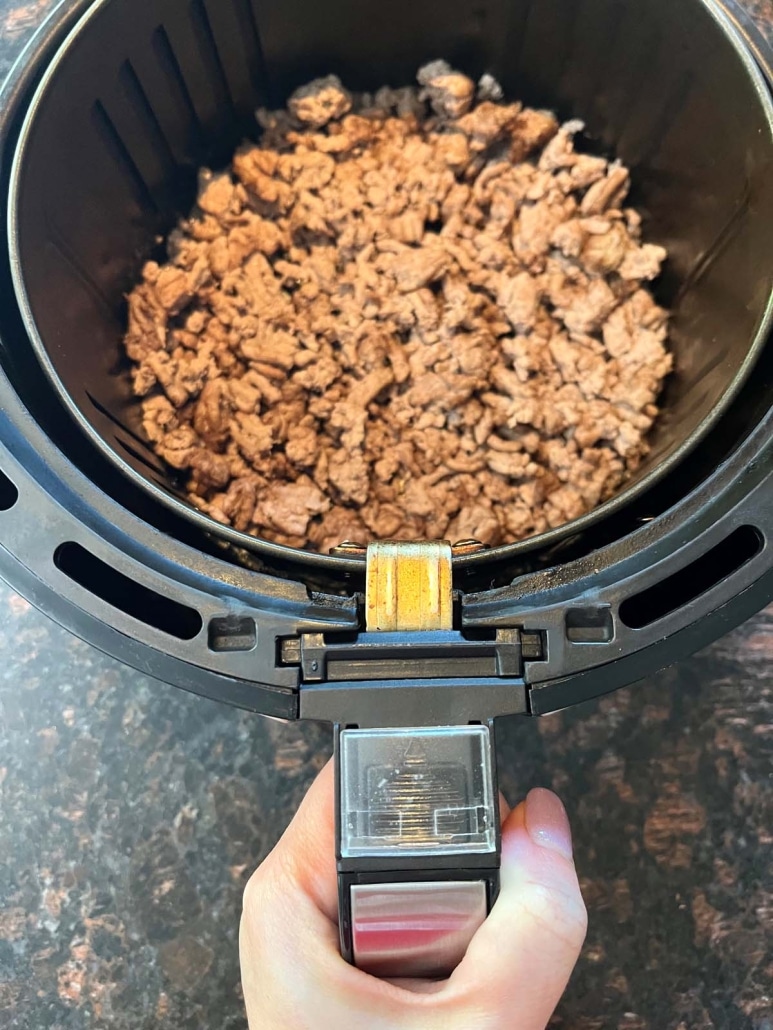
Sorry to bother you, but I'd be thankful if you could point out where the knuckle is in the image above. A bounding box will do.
[241,865,281,941]
[520,880,588,952]
[241,873,277,965]
[241,867,264,917]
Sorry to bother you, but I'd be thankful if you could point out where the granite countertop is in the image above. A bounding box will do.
[1,2,772,1028]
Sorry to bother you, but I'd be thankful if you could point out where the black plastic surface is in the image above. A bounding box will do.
[1,0,773,722]
[9,0,773,582]
[287,628,524,682]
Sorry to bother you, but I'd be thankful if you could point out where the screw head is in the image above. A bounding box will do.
[330,539,488,557]
[451,539,487,556]
[329,540,367,557]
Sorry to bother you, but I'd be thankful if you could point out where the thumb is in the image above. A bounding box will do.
[451,788,587,1029]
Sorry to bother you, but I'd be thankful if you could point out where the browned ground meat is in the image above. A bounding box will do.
[124,62,672,553]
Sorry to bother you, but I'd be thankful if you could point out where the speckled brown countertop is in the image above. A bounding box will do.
[1,2,772,1028]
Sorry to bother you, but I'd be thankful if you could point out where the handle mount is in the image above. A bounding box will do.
[328,540,502,978]
[335,722,501,978]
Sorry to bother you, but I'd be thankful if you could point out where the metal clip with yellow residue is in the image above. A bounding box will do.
[365,540,453,633]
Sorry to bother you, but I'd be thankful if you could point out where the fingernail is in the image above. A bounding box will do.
[524,788,573,860]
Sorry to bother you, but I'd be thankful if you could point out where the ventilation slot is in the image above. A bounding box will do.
[189,0,236,115]
[55,542,202,640]
[151,24,203,136]
[47,218,117,316]
[91,99,159,213]
[118,58,177,174]
[118,440,169,480]
[565,606,613,643]
[0,469,18,510]
[208,615,256,652]
[619,526,763,629]
[87,391,154,447]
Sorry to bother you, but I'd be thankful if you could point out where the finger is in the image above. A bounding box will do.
[257,757,511,925]
[449,788,587,1028]
[240,760,362,1027]
[258,756,339,921]
[241,759,433,1029]
[499,791,512,824]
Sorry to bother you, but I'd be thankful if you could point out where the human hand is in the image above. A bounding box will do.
[240,759,587,1030]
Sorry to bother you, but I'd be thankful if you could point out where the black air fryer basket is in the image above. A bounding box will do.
[2,0,773,977]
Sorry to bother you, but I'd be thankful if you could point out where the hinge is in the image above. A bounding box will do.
[366,540,453,632]
[280,540,543,685]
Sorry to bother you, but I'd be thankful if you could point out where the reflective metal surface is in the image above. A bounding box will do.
[365,541,453,632]
[350,880,487,977]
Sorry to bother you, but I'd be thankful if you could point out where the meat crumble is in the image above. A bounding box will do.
[124,62,672,553]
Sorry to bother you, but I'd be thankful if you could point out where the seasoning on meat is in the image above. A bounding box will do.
[123,63,672,552]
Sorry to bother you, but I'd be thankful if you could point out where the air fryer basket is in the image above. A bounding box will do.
[1,0,773,722]
[9,0,773,576]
